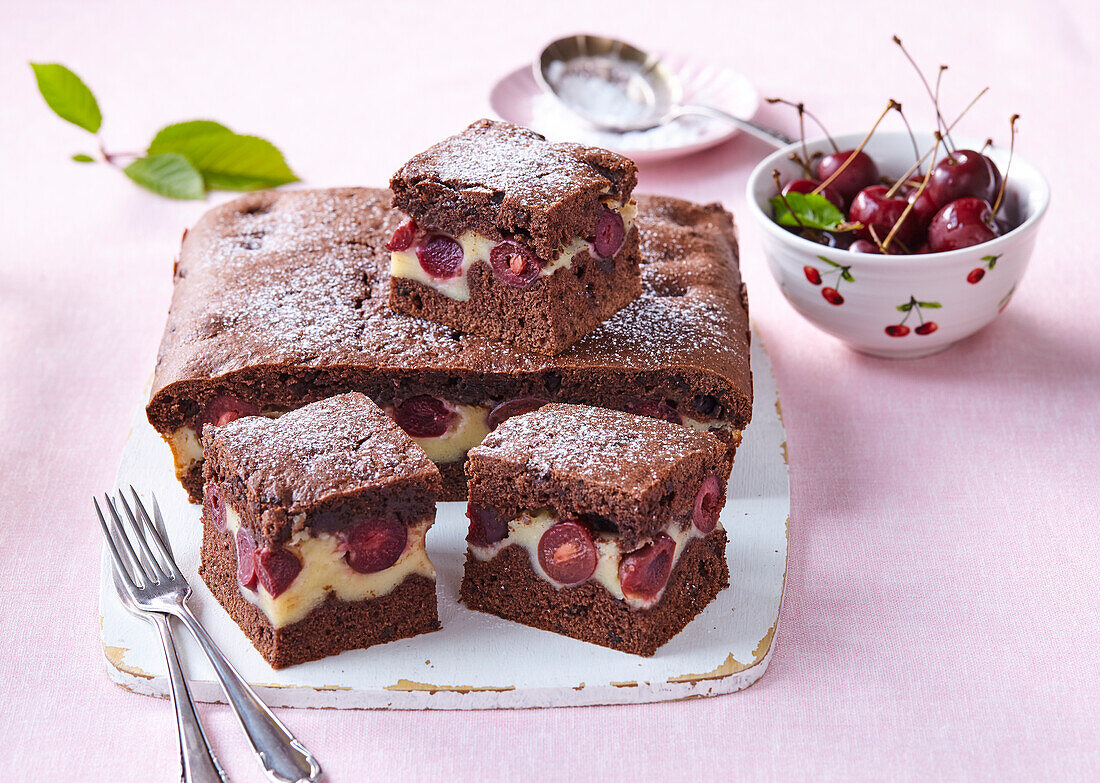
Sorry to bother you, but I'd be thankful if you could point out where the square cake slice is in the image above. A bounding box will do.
[198,392,441,668]
[460,403,731,656]
[387,119,641,355]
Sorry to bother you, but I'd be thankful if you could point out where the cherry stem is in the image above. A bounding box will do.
[981,137,994,154]
[868,224,887,254]
[933,65,956,155]
[883,133,941,251]
[788,152,814,179]
[893,35,954,155]
[98,141,140,168]
[992,114,1019,217]
[894,103,922,175]
[812,99,899,197]
[772,169,805,228]
[766,97,838,152]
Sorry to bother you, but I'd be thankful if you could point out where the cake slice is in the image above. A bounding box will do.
[460,403,731,656]
[387,119,641,355]
[198,392,441,668]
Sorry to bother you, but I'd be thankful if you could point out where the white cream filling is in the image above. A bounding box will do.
[166,407,734,482]
[225,505,435,629]
[167,428,204,478]
[468,509,715,610]
[389,200,637,301]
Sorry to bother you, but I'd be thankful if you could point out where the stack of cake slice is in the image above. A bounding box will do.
[145,119,753,663]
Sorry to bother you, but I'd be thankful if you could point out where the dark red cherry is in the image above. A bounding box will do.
[343,518,407,574]
[816,149,880,203]
[928,150,1002,206]
[465,504,508,547]
[627,397,682,425]
[915,322,938,335]
[235,527,258,590]
[803,265,822,285]
[538,521,598,586]
[487,397,547,430]
[849,186,923,248]
[200,395,260,428]
[783,178,845,211]
[416,234,464,279]
[591,207,625,259]
[927,198,1000,252]
[619,533,676,603]
[206,485,227,533]
[849,239,879,254]
[393,395,454,438]
[256,546,301,598]
[385,218,418,252]
[692,474,724,533]
[967,267,985,284]
[821,287,844,305]
[885,324,910,337]
[906,187,939,231]
[489,240,542,287]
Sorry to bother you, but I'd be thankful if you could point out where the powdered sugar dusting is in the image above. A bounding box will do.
[211,392,436,510]
[473,403,717,490]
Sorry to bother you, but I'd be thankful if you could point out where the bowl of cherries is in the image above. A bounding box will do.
[746,64,1049,358]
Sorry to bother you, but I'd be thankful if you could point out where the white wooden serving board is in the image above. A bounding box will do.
[100,334,788,709]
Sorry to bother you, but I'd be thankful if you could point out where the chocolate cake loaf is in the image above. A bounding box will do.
[461,404,731,656]
[146,187,752,503]
[387,119,641,355]
[199,392,441,668]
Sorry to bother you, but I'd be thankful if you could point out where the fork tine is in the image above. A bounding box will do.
[115,492,168,583]
[150,493,173,559]
[104,493,155,586]
[95,498,139,590]
[130,486,180,578]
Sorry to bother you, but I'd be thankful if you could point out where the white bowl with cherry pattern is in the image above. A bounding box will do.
[747,130,1050,359]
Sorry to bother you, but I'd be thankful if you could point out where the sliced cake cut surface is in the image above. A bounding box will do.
[198,392,441,669]
[461,403,731,656]
[387,119,641,354]
[146,186,752,503]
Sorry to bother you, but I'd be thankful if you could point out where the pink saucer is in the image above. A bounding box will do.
[489,53,760,164]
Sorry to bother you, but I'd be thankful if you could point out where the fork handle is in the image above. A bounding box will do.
[171,607,321,783]
[153,615,230,783]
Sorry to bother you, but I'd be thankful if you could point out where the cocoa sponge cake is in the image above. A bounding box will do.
[199,392,441,668]
[387,119,641,355]
[146,187,752,503]
[461,403,731,656]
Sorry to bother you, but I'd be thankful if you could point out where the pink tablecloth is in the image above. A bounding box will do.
[2,1,1097,780]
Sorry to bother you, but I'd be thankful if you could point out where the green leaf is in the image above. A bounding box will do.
[147,123,298,191]
[71,153,95,162]
[981,253,1001,269]
[771,192,848,232]
[148,120,232,151]
[897,303,914,312]
[817,255,841,268]
[30,63,102,133]
[123,153,205,199]
[918,301,942,308]
[841,269,855,283]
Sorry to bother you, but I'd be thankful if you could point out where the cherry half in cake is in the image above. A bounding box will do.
[198,393,441,669]
[461,404,732,657]
[387,119,642,356]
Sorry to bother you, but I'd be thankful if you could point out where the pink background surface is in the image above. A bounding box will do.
[2,1,1098,780]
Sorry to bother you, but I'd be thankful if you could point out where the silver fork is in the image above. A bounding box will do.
[105,495,229,783]
[97,488,322,783]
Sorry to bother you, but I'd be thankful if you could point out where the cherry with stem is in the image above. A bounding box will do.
[882,133,941,251]
[772,169,806,229]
